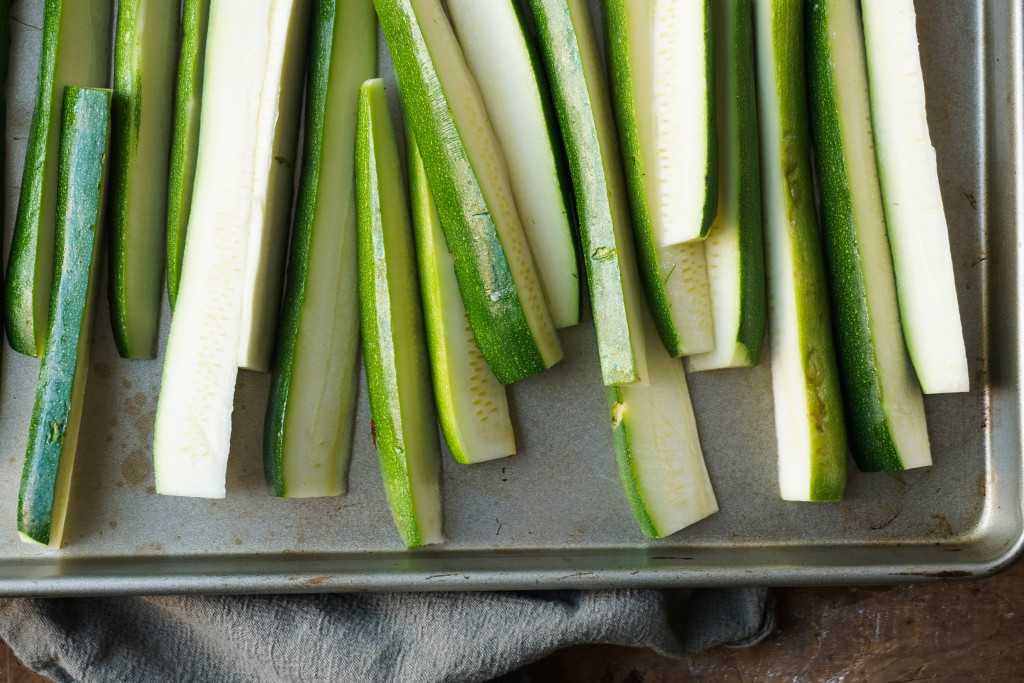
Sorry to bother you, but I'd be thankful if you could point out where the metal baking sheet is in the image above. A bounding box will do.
[0,0,1019,596]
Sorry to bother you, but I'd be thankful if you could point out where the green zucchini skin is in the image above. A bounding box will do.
[264,0,376,498]
[807,0,930,472]
[374,0,562,386]
[608,406,658,537]
[527,0,648,385]
[5,0,112,357]
[109,0,180,359]
[357,79,443,548]
[725,0,766,366]
[755,0,846,501]
[166,0,210,309]
[17,87,112,547]
[722,0,766,366]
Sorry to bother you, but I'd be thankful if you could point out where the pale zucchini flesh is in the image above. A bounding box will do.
[236,0,311,372]
[753,0,846,502]
[375,0,563,385]
[5,0,112,357]
[528,0,648,385]
[264,0,376,498]
[860,0,969,394]
[166,0,210,309]
[109,0,180,359]
[17,87,111,547]
[409,131,516,465]
[357,79,444,547]
[808,0,930,472]
[609,310,718,538]
[604,0,716,358]
[688,0,766,371]
[154,0,309,499]
[447,0,580,330]
[603,0,717,248]
[644,239,715,358]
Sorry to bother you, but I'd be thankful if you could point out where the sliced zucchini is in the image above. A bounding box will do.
[166,0,210,309]
[807,0,930,472]
[357,79,443,547]
[264,0,376,498]
[408,130,516,465]
[447,0,580,329]
[603,0,716,249]
[236,0,310,372]
[527,0,648,383]
[109,0,180,359]
[375,0,563,385]
[154,0,310,498]
[860,0,968,394]
[688,0,766,371]
[5,0,112,357]
[603,0,715,358]
[753,0,846,501]
[608,309,718,538]
[18,87,112,547]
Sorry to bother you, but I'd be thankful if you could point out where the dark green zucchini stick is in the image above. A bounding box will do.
[166,0,210,309]
[108,0,179,358]
[18,87,112,548]
[357,78,443,548]
[807,0,930,472]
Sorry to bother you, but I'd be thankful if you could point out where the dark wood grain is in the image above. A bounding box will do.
[527,560,1024,682]
[0,639,46,683]
[2,563,1022,682]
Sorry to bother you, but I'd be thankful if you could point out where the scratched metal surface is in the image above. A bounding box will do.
[0,0,1018,595]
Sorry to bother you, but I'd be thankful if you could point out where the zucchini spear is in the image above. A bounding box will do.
[357,79,444,547]
[5,0,112,357]
[109,0,180,358]
[807,0,930,472]
[166,0,210,309]
[753,0,847,501]
[18,87,112,547]
[527,0,649,383]
[609,310,718,538]
[860,0,968,394]
[604,0,716,358]
[688,0,766,371]
[264,0,376,498]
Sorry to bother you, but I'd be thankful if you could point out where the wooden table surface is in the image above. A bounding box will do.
[2,559,1022,682]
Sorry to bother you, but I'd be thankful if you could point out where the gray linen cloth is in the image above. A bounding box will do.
[0,588,772,682]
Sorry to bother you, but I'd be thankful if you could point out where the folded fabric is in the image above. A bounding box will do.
[0,587,773,682]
